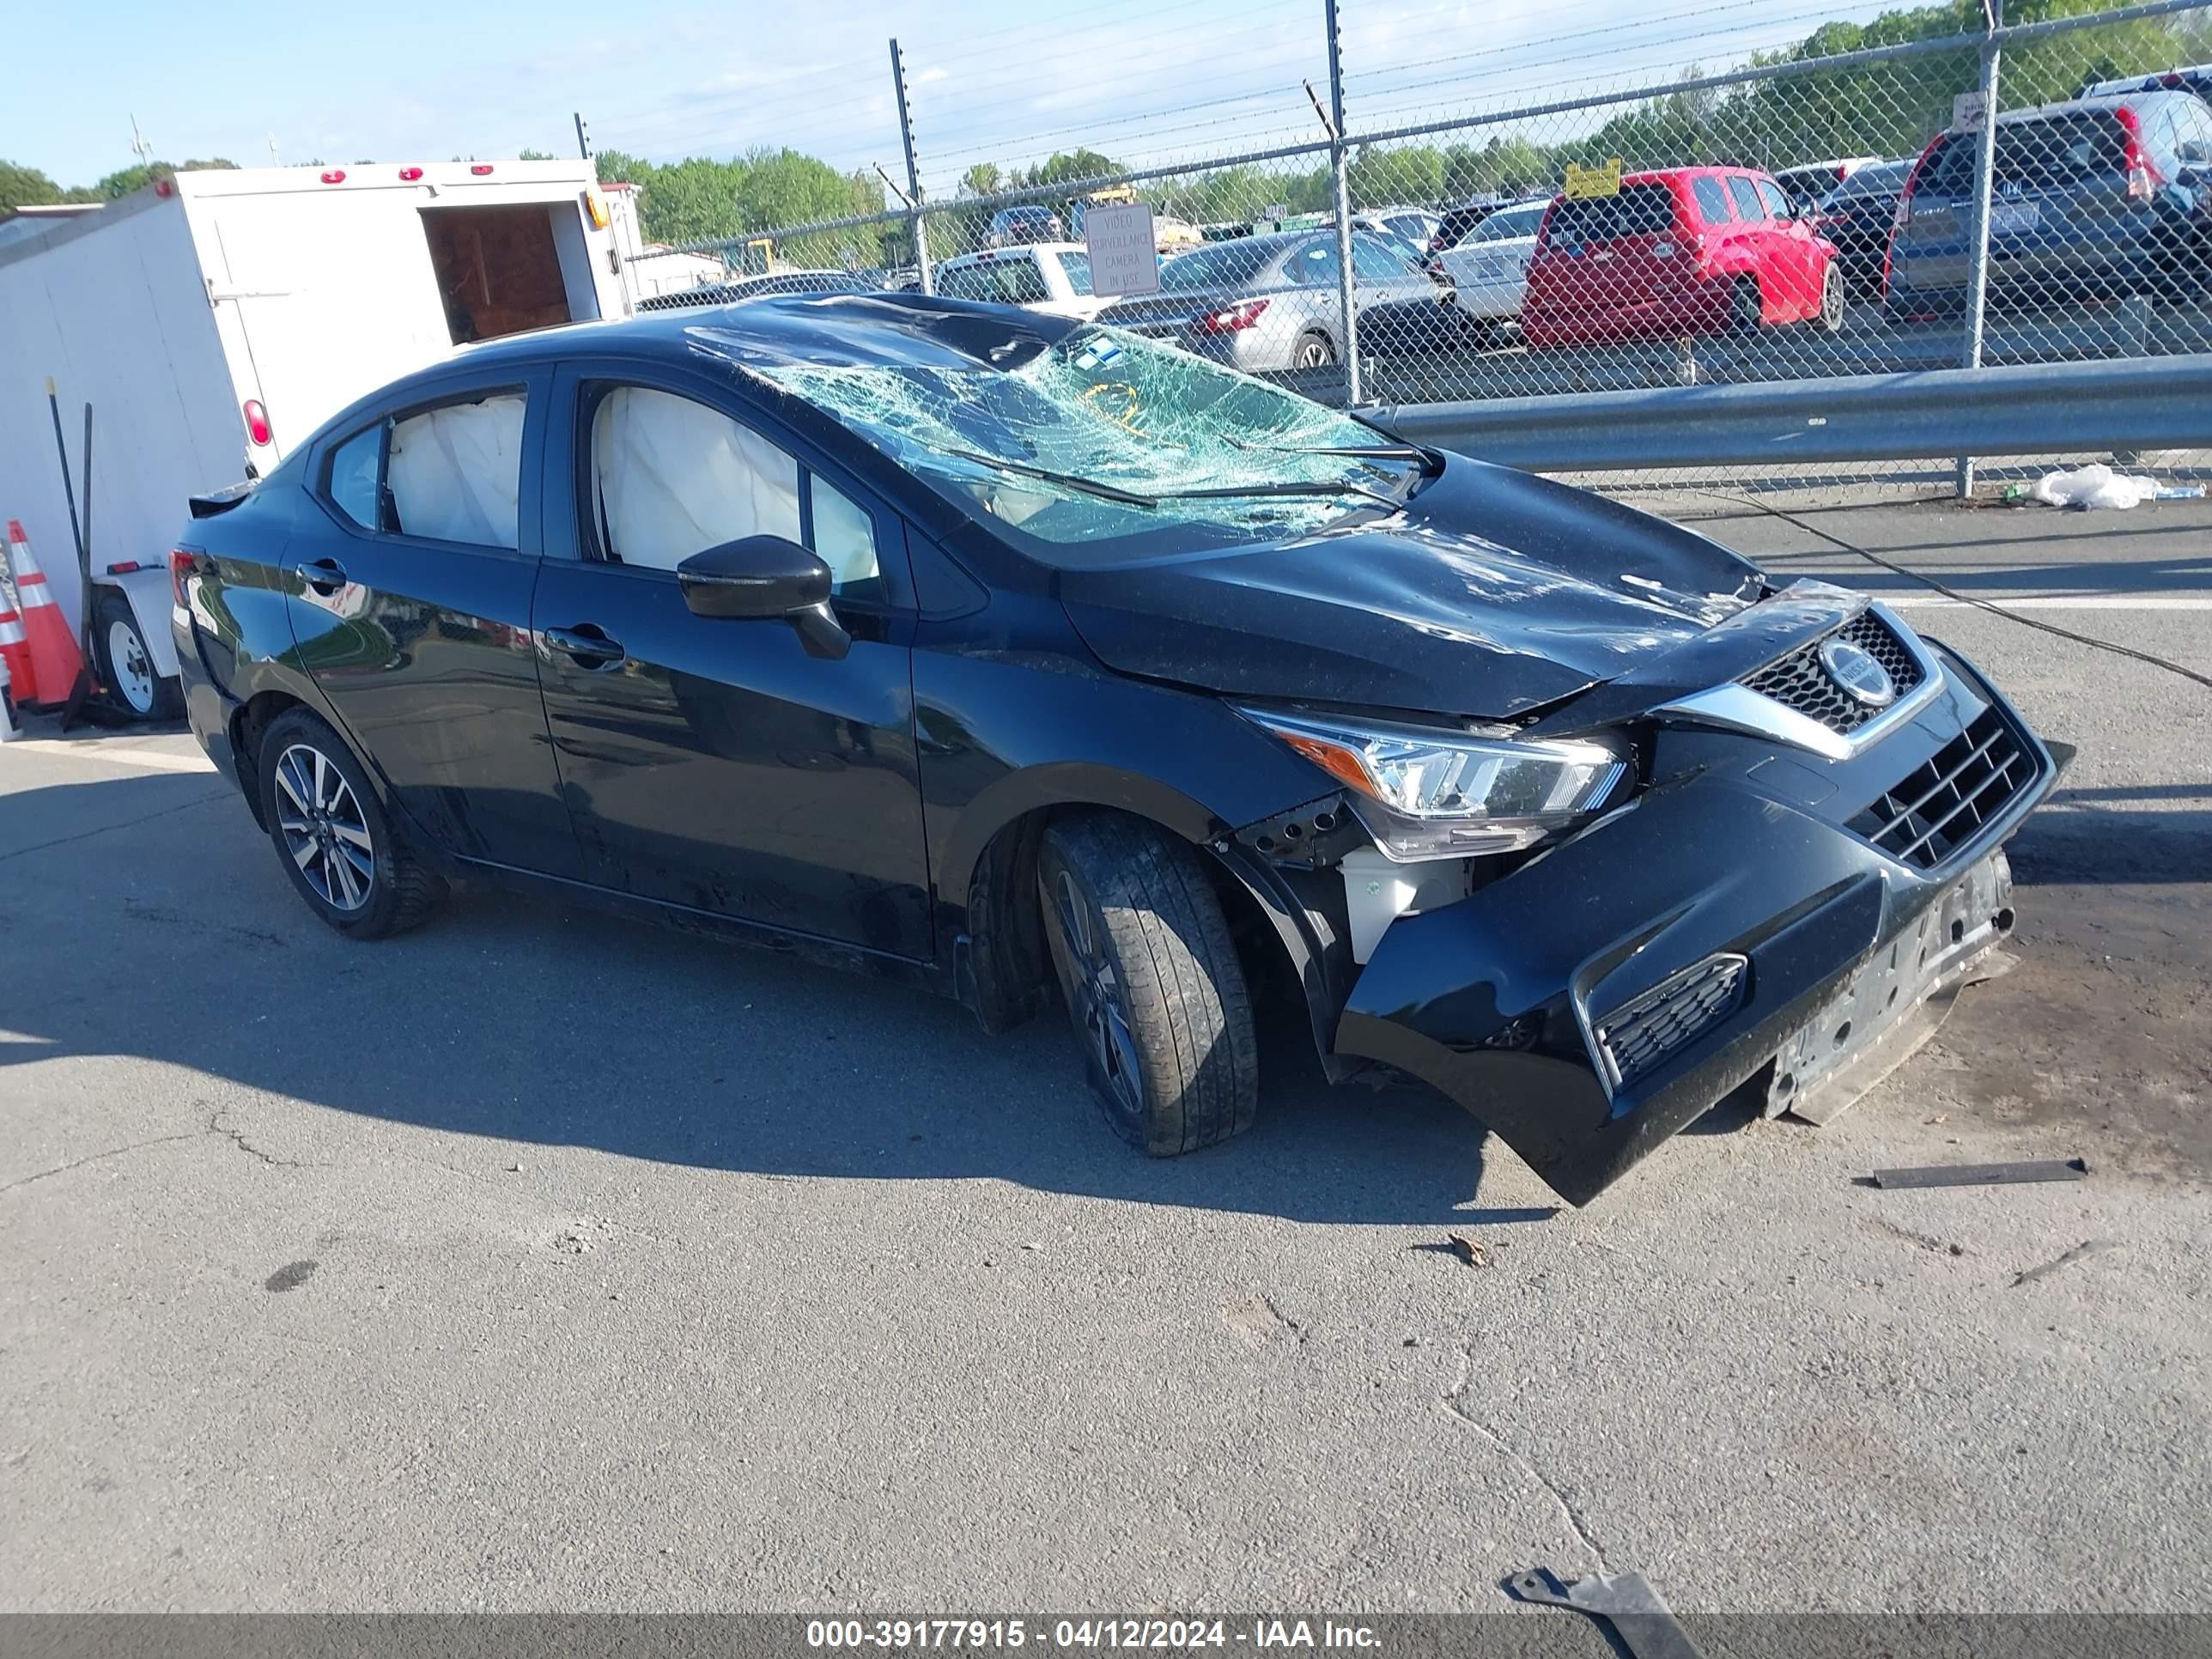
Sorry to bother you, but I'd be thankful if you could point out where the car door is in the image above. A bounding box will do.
[1756,176,1820,313]
[288,368,586,878]
[1723,175,1777,307]
[530,361,933,960]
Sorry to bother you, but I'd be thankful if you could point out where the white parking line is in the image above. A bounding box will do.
[4,738,216,774]
[1885,595,2212,611]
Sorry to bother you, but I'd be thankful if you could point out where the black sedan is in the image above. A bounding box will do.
[1813,158,1911,295]
[171,295,2057,1205]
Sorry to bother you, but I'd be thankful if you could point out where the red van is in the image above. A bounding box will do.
[1522,166,1844,349]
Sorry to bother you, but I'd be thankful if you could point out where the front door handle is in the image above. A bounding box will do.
[295,558,347,592]
[544,625,626,669]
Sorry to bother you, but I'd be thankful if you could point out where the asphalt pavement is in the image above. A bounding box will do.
[1,497,2207,1615]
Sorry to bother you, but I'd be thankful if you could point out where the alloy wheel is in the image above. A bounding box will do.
[1820,265,1844,331]
[273,743,375,911]
[107,618,155,714]
[1050,868,1145,1125]
[1295,335,1334,368]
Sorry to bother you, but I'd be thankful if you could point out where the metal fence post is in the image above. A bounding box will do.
[890,39,933,295]
[1324,0,1361,403]
[573,112,591,162]
[1956,1,2002,496]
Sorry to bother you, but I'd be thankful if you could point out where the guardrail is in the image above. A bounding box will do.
[1369,354,2212,473]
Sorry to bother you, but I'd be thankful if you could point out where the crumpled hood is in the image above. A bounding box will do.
[1056,459,1766,720]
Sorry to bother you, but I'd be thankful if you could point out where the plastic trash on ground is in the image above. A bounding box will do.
[2029,464,2162,510]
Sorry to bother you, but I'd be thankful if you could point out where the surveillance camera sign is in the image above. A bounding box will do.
[1085,202,1160,297]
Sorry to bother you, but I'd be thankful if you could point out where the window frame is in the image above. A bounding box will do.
[547,358,915,614]
[308,374,544,560]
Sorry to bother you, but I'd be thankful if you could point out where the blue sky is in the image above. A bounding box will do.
[17,0,1897,195]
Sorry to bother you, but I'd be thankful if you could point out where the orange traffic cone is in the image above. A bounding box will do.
[4,520,85,710]
[0,590,33,710]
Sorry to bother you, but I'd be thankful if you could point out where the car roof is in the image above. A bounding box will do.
[939,242,1085,268]
[1992,88,2182,124]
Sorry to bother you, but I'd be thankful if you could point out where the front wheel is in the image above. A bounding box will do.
[93,592,180,721]
[1814,262,1845,333]
[1038,815,1259,1157]
[257,707,443,939]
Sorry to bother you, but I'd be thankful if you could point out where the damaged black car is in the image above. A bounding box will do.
[172,294,2059,1205]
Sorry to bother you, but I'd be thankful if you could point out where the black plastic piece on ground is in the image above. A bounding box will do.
[1869,1157,2089,1189]
[1507,1567,1706,1659]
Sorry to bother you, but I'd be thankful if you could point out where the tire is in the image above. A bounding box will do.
[1814,261,1845,333]
[93,592,181,721]
[1729,275,1765,334]
[1292,330,1336,369]
[257,707,443,939]
[1037,814,1259,1157]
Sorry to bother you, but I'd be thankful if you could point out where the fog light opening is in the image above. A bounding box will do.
[1951,919,1966,944]
[1832,1020,1853,1049]
[1886,986,1899,1010]
[1995,907,2015,933]
[1774,1071,1797,1098]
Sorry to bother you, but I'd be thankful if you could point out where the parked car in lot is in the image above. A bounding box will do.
[1774,155,1884,210]
[1364,204,1445,250]
[171,294,2057,1205]
[635,270,877,312]
[1098,229,1457,370]
[1436,197,1550,326]
[935,244,1106,319]
[2081,63,2212,100]
[986,205,1066,247]
[1430,195,1518,253]
[1522,167,1844,349]
[1813,159,1912,295]
[1885,89,2212,319]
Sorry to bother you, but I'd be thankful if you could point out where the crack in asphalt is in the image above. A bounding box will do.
[0,1133,204,1195]
[1443,1336,1612,1574]
[0,788,231,865]
[208,1112,316,1169]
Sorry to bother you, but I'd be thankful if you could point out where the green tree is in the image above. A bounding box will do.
[1,160,82,213]
[519,148,556,161]
[93,157,237,199]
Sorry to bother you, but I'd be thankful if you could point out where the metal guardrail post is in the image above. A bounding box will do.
[1956,2,2003,497]
[1324,0,1360,404]
[890,39,933,296]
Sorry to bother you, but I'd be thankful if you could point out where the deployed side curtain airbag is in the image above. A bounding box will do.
[387,396,526,549]
[593,386,800,570]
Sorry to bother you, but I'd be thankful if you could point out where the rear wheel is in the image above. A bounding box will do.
[1729,275,1765,333]
[1815,262,1845,332]
[258,708,443,939]
[1038,814,1258,1157]
[1293,330,1336,369]
[93,592,180,721]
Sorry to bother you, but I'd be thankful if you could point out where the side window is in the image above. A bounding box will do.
[1351,236,1413,280]
[326,424,386,532]
[1755,179,1794,221]
[386,394,527,550]
[590,386,799,573]
[1726,176,1767,222]
[586,384,884,600]
[1289,240,1340,285]
[1056,251,1094,296]
[938,264,996,302]
[1692,177,1733,224]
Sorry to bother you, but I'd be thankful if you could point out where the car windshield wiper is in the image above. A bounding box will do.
[1157,478,1406,509]
[1227,435,1443,475]
[943,449,1159,507]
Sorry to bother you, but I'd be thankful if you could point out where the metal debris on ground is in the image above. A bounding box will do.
[2012,1239,2119,1289]
[1509,1566,1705,1659]
[1870,1157,2089,1190]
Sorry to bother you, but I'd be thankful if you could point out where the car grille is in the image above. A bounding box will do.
[1592,952,1747,1089]
[1847,708,2033,870]
[1741,611,1926,736]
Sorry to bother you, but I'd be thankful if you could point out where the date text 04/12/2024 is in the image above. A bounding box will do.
[804,1620,1382,1650]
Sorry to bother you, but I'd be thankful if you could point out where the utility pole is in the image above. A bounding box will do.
[890,39,933,295]
[128,113,154,168]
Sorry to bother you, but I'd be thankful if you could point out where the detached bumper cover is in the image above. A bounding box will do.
[1333,645,2057,1206]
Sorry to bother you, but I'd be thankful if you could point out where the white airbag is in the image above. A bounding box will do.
[595,386,799,569]
[388,397,525,549]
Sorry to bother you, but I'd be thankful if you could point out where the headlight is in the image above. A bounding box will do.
[1237,707,1626,861]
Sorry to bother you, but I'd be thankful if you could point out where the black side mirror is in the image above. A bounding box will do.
[677,535,849,659]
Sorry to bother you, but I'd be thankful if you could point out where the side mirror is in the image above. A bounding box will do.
[677,534,850,659]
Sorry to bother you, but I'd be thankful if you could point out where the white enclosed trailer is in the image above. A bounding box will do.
[0,161,623,718]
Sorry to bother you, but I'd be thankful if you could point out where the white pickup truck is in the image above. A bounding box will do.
[933,244,1108,320]
[1435,197,1551,330]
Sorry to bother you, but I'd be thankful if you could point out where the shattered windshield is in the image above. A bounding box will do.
[741,324,1422,566]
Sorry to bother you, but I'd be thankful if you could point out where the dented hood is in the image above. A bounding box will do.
[1056,459,1766,720]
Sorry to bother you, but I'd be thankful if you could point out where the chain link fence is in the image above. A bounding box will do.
[614,0,2212,502]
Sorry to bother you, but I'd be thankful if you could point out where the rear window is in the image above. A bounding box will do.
[939,257,1051,306]
[1159,240,1276,291]
[1472,202,1548,241]
[1828,161,1910,204]
[1918,114,2130,197]
[1544,184,1677,245]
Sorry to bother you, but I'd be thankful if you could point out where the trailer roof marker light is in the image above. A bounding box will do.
[319,169,346,185]
[471,164,495,176]
[243,400,273,447]
[398,166,424,182]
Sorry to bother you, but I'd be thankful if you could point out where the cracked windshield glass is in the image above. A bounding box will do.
[738,325,1424,561]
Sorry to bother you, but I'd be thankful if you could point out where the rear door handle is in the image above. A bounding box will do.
[295,558,347,592]
[544,625,626,668]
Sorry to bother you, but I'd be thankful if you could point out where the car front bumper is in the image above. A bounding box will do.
[1330,642,2059,1206]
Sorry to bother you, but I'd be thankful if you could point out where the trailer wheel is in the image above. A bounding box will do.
[94,592,181,721]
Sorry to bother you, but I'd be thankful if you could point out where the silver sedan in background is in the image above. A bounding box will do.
[1095,229,1459,372]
